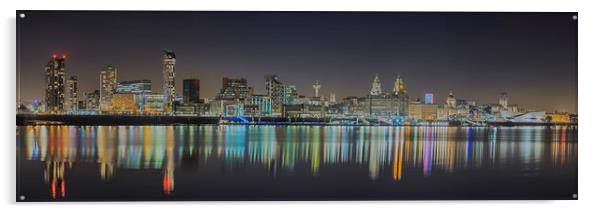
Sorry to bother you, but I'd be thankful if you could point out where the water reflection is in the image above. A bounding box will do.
[18,125,577,199]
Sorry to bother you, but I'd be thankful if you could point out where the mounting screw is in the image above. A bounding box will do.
[19,195,26,201]
[19,13,26,19]
[572,15,577,20]
[572,193,577,199]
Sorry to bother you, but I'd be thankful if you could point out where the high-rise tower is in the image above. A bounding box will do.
[100,65,117,112]
[162,50,176,113]
[183,78,200,103]
[66,75,78,112]
[45,54,66,113]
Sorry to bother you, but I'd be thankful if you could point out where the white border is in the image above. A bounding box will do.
[2,0,600,212]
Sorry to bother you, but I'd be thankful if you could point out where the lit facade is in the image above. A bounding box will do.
[115,80,151,94]
[249,94,273,116]
[425,93,433,104]
[143,93,165,114]
[84,90,100,112]
[409,102,438,120]
[100,65,117,112]
[45,55,66,114]
[446,90,456,108]
[265,75,298,115]
[66,75,78,113]
[111,93,137,114]
[367,74,409,118]
[162,50,176,113]
[499,92,508,109]
[216,77,253,101]
[545,113,571,123]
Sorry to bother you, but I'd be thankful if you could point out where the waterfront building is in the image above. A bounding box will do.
[499,92,509,109]
[216,77,253,101]
[115,80,151,94]
[84,90,100,112]
[284,95,325,117]
[342,96,367,116]
[209,99,244,116]
[325,103,346,117]
[329,93,336,105]
[77,100,86,111]
[425,93,434,104]
[408,101,438,120]
[99,65,117,112]
[183,78,200,103]
[265,75,298,115]
[366,74,409,118]
[116,80,152,112]
[500,111,545,123]
[66,75,78,113]
[282,104,324,118]
[249,94,273,116]
[111,93,137,114]
[545,113,571,123]
[143,93,165,115]
[45,54,66,114]
[162,50,176,113]
[507,104,520,113]
[174,102,202,115]
[30,98,43,113]
[456,99,476,109]
[446,90,456,108]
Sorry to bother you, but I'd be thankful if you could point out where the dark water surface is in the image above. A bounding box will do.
[16,125,577,201]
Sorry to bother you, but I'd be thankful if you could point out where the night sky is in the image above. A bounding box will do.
[17,11,577,113]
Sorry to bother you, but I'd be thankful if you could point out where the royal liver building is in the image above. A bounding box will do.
[366,74,409,118]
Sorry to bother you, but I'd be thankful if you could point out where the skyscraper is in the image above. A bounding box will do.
[183,78,200,103]
[499,92,509,109]
[45,54,66,114]
[66,75,78,112]
[100,65,117,112]
[425,93,434,104]
[162,50,176,113]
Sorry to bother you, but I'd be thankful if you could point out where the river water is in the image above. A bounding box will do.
[16,125,577,201]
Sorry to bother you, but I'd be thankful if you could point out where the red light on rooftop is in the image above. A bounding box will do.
[62,54,67,59]
[52,54,57,59]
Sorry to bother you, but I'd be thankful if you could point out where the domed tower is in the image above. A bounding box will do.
[446,90,457,108]
[369,74,383,95]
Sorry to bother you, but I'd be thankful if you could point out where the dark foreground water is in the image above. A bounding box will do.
[16,125,577,201]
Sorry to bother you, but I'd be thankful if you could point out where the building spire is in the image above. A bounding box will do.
[312,80,321,97]
[392,73,406,94]
[370,74,382,95]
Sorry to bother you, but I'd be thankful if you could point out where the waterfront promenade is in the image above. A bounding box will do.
[16,114,577,126]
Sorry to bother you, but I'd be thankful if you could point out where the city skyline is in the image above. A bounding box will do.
[17,11,577,113]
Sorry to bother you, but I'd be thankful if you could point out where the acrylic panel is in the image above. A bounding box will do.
[16,11,578,201]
